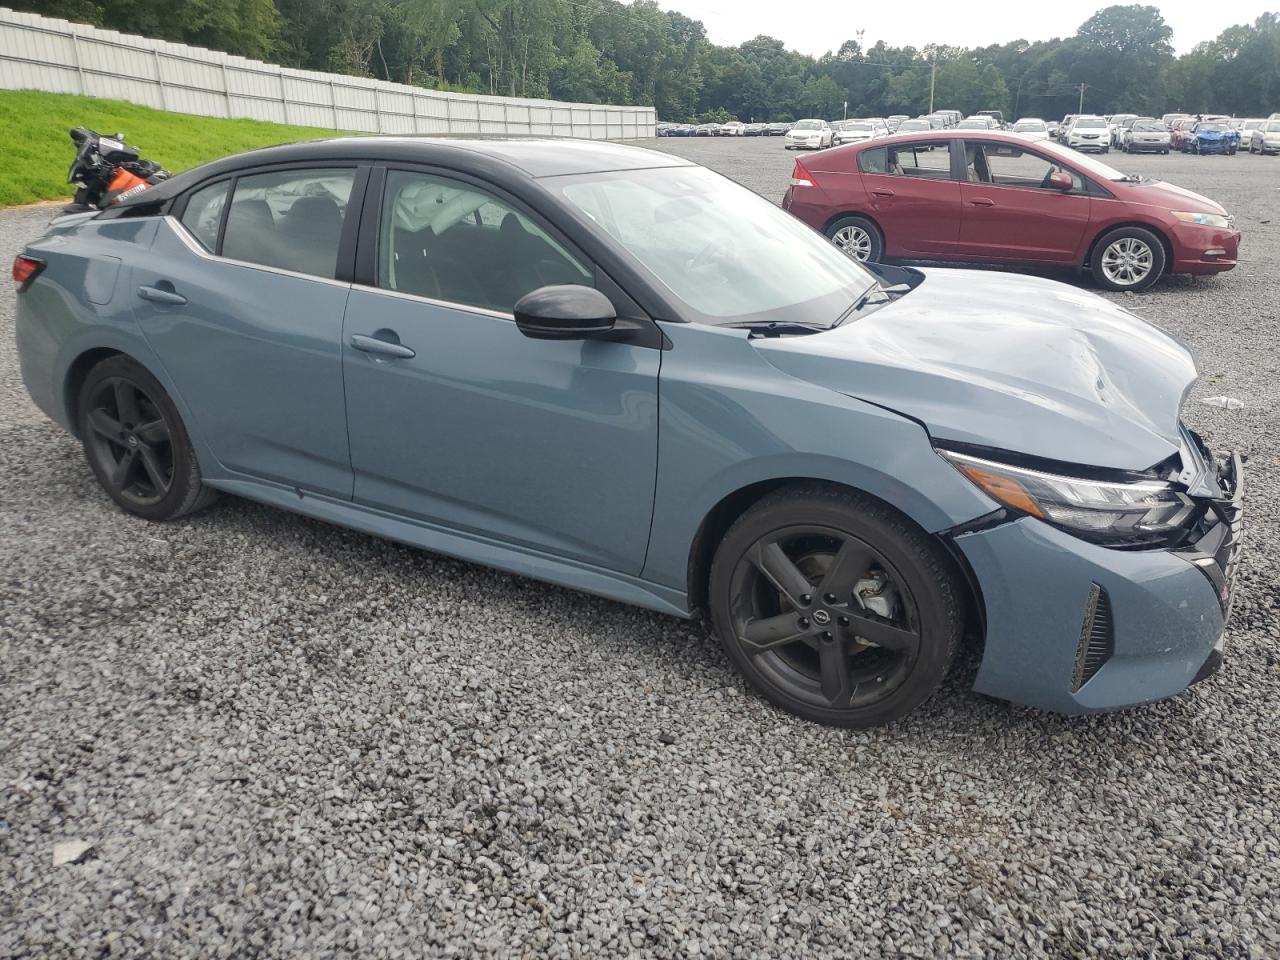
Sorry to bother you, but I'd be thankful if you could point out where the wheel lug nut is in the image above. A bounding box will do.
[824,593,836,604]
[798,617,809,628]
[838,616,849,625]
[800,594,811,605]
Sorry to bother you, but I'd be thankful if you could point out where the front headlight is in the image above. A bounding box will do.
[1172,211,1231,229]
[938,450,1194,546]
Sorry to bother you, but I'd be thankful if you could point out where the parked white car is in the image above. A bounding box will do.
[833,119,887,146]
[1108,114,1138,147]
[1249,119,1280,155]
[1065,116,1110,153]
[720,121,746,137]
[1233,118,1265,145]
[1010,118,1050,141]
[784,119,833,150]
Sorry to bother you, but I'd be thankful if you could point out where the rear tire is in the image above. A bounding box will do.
[825,215,883,263]
[1090,226,1166,293]
[76,355,217,522]
[708,484,963,727]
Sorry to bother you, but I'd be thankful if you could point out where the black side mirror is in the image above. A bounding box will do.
[515,285,616,340]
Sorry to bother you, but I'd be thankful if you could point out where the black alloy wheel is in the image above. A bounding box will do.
[83,376,174,507]
[709,486,962,727]
[76,355,217,521]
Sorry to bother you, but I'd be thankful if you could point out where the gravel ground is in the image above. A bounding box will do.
[2,140,1279,959]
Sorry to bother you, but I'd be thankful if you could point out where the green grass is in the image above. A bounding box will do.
[0,90,345,206]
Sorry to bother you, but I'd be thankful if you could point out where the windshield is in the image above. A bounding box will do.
[1269,122,1280,132]
[1074,118,1106,128]
[897,120,929,130]
[794,120,821,130]
[847,122,874,130]
[957,120,988,129]
[1197,123,1225,132]
[553,166,875,326]
[1013,121,1046,131]
[1132,121,1165,132]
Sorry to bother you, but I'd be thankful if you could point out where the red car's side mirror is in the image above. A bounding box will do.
[1048,171,1074,191]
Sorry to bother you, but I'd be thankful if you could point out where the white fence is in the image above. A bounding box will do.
[0,7,655,140]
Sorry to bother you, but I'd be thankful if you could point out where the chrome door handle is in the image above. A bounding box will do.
[137,284,187,305]
[870,189,895,198]
[350,334,415,359]
[968,197,995,207]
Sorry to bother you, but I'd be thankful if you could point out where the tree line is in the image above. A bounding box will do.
[24,1,1280,120]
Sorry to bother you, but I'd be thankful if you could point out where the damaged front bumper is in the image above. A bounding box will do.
[950,434,1244,715]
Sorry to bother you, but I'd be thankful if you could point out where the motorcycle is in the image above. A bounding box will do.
[64,127,170,212]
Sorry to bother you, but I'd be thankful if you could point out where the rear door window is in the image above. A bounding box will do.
[179,180,229,252]
[221,169,356,280]
[860,142,953,178]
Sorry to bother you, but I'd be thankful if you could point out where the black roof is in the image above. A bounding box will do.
[121,136,691,209]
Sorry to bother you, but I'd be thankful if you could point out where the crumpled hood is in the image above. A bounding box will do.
[755,269,1197,471]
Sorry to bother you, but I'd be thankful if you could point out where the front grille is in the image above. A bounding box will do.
[1072,583,1114,692]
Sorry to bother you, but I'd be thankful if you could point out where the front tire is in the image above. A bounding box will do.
[1090,226,1166,293]
[825,215,883,263]
[76,355,217,522]
[708,485,963,727]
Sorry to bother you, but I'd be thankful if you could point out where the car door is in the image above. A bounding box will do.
[340,167,660,575]
[956,142,1091,264]
[133,165,366,498]
[857,140,963,257]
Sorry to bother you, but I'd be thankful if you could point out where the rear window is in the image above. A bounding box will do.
[221,168,355,280]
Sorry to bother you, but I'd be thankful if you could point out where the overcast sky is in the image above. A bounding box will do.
[656,1,1274,56]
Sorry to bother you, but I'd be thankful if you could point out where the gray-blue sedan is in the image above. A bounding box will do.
[13,137,1243,726]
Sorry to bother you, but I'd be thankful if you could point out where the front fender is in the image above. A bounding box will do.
[641,322,997,592]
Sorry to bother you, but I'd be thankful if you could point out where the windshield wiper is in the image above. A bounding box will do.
[731,320,827,337]
[833,281,912,327]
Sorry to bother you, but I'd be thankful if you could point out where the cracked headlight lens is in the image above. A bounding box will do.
[939,449,1194,546]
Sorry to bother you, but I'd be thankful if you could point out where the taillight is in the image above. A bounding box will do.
[790,161,816,188]
[12,255,45,290]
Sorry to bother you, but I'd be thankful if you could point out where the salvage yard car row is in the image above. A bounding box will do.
[667,110,1280,159]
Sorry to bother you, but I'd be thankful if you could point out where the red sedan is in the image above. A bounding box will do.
[782,131,1240,291]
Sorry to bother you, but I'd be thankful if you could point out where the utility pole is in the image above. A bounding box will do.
[1078,82,1086,114]
[843,101,848,120]
[928,62,936,114]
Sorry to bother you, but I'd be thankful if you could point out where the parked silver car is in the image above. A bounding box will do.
[1121,118,1171,154]
[1249,119,1280,155]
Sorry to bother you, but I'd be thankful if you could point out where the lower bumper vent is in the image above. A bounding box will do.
[1072,584,1114,692]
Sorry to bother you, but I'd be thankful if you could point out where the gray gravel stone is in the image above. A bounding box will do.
[2,142,1279,958]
